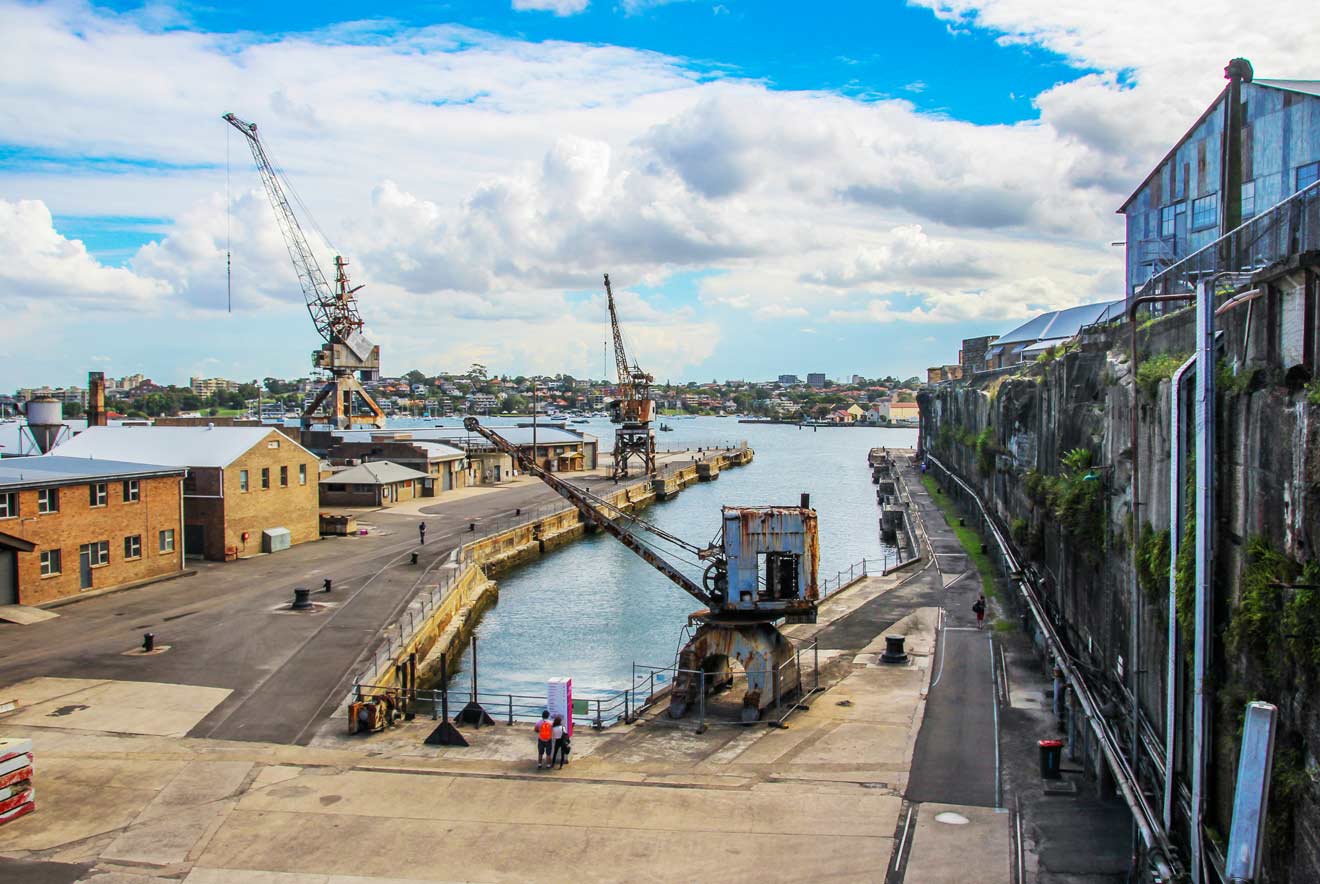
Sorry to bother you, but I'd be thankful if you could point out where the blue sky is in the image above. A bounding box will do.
[3,0,1298,389]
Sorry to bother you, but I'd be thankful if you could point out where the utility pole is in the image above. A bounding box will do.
[532,380,538,473]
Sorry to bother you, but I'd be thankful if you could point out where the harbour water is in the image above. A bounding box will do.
[451,417,918,698]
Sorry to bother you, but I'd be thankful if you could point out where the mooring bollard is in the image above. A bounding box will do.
[410,552,419,565]
[292,588,312,610]
[881,634,909,664]
[323,578,333,593]
[142,632,155,652]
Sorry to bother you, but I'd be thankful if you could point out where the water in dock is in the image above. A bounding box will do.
[452,417,917,699]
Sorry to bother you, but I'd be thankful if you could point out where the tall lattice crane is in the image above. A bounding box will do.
[223,112,386,431]
[604,274,656,478]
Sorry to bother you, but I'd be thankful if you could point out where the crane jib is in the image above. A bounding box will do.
[461,418,715,607]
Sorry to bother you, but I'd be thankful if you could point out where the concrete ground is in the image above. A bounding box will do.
[0,448,1130,882]
[0,455,696,747]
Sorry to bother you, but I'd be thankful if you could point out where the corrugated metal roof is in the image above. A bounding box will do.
[0,455,185,490]
[1255,78,1320,98]
[51,426,307,468]
[321,461,431,485]
[412,442,466,460]
[994,300,1122,346]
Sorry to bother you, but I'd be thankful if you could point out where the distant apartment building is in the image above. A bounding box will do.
[806,373,827,387]
[54,426,320,561]
[468,393,499,413]
[190,377,240,396]
[17,387,86,406]
[777,374,800,385]
[0,456,186,606]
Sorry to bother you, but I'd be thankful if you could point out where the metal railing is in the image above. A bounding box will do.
[818,555,898,597]
[353,551,464,688]
[352,636,822,733]
[1137,178,1320,299]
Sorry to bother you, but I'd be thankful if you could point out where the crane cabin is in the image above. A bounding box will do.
[714,503,819,624]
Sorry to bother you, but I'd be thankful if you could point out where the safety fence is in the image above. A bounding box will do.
[1137,177,1320,298]
[351,636,822,733]
[352,550,465,689]
[819,555,894,597]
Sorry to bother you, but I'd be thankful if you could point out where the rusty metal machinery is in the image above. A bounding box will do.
[223,112,386,431]
[462,417,818,721]
[603,274,656,479]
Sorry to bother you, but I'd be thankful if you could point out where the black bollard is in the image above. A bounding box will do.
[292,588,312,610]
[880,634,909,664]
[410,552,419,565]
[142,632,155,652]
[323,578,333,593]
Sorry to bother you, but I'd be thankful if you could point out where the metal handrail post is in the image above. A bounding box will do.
[698,669,706,732]
[595,698,602,729]
[814,640,819,691]
[508,694,513,725]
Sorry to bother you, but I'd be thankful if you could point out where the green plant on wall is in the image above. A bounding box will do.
[1137,526,1172,599]
[1135,352,1189,399]
[975,426,997,474]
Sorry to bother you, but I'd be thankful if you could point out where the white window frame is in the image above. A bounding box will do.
[159,529,175,553]
[239,470,249,492]
[123,479,140,502]
[0,491,15,519]
[124,534,142,560]
[280,465,288,487]
[90,482,108,508]
[298,463,307,486]
[37,488,59,514]
[40,548,61,577]
[82,540,110,567]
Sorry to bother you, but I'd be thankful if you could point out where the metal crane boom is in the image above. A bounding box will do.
[462,418,717,607]
[604,274,635,402]
[222,112,359,343]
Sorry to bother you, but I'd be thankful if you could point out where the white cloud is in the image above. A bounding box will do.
[2,0,1317,386]
[512,0,590,15]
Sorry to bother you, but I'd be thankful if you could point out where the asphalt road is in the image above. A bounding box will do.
[0,474,626,745]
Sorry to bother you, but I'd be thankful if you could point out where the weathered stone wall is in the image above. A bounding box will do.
[921,308,1320,882]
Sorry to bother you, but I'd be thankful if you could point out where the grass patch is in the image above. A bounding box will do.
[992,618,1015,633]
[921,474,999,599]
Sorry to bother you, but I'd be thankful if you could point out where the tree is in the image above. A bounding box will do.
[63,401,85,418]
[503,394,528,413]
[468,363,487,382]
[237,383,260,401]
[404,369,427,386]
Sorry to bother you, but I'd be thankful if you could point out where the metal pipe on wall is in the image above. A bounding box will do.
[1166,353,1197,830]
[1191,279,1216,884]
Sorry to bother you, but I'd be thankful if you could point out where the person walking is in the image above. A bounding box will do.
[418,521,427,544]
[535,711,553,769]
[973,594,986,630]
[551,714,570,769]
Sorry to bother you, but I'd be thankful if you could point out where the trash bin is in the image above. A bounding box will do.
[1039,739,1064,779]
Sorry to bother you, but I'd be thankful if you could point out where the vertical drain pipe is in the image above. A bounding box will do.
[1166,353,1197,830]
[1191,280,1216,884]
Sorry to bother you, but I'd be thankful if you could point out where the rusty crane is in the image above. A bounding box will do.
[223,112,386,431]
[463,417,819,722]
[604,274,656,479]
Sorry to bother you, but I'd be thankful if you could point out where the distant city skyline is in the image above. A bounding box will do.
[3,1,1314,388]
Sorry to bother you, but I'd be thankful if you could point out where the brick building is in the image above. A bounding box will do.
[0,456,186,606]
[326,437,467,495]
[54,426,320,561]
[320,462,432,507]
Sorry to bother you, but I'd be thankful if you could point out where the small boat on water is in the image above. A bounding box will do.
[659,423,674,431]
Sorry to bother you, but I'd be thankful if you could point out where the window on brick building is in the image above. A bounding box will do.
[90,483,108,507]
[124,535,142,559]
[159,529,175,553]
[82,540,109,566]
[261,468,270,490]
[40,549,61,576]
[37,488,59,514]
[122,479,140,502]
[298,464,307,485]
[280,465,288,487]
[0,491,15,519]
[239,470,249,492]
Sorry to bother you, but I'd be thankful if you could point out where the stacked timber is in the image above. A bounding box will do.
[0,737,34,825]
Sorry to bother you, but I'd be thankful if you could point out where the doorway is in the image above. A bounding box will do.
[79,546,93,590]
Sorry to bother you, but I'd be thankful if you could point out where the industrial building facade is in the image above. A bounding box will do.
[0,456,186,606]
[54,426,321,561]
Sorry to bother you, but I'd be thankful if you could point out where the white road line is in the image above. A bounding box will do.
[944,626,981,631]
[893,804,915,869]
[1015,798,1025,884]
[930,625,949,689]
[990,636,1002,809]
